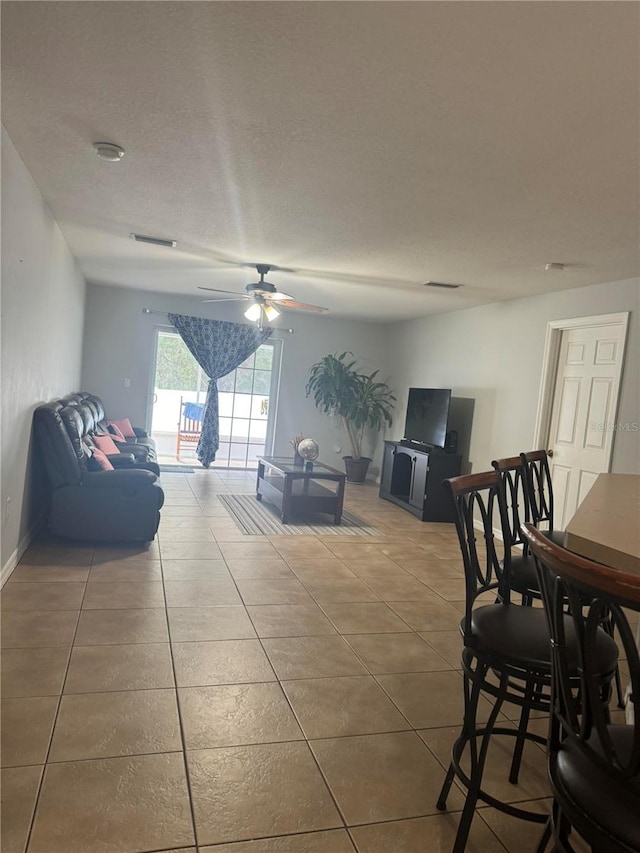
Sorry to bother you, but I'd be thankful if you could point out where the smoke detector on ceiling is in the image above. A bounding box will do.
[93,142,125,161]
[544,262,565,272]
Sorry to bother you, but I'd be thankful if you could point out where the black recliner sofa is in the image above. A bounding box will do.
[33,401,164,542]
[60,392,157,460]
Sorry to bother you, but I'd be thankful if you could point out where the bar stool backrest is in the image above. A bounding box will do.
[445,471,513,643]
[523,524,640,778]
[491,455,531,551]
[520,449,556,531]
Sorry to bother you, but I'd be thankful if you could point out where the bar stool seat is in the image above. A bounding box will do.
[555,726,640,851]
[469,604,618,673]
[509,552,540,599]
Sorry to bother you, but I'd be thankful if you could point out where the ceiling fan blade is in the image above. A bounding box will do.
[254,289,293,301]
[277,299,329,314]
[198,285,247,296]
[201,296,250,303]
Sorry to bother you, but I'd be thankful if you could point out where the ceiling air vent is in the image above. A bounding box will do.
[423,281,462,289]
[130,233,177,248]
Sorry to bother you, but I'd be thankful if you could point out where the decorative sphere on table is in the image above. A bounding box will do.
[297,438,319,461]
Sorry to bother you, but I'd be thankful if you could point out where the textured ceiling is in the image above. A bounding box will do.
[2,1,638,321]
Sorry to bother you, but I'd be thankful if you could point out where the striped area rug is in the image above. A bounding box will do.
[219,494,382,537]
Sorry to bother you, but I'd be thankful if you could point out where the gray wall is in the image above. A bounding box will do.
[81,284,393,474]
[386,277,640,476]
[1,127,86,573]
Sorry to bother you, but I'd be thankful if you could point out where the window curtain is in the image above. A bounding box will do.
[168,314,271,467]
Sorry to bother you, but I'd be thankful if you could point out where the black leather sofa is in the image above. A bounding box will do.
[61,392,157,460]
[33,400,164,542]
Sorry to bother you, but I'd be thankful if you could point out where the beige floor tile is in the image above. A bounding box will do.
[172,639,276,686]
[360,574,435,601]
[310,731,465,825]
[479,799,557,853]
[49,689,181,761]
[341,556,401,573]
[188,742,342,846]
[161,516,213,529]
[1,609,79,648]
[289,563,357,583]
[201,829,356,852]
[350,813,506,853]
[1,696,58,766]
[168,605,256,641]
[247,604,337,637]
[160,541,223,560]
[1,581,85,611]
[421,577,467,601]
[162,558,233,580]
[376,544,433,561]
[64,643,174,693]
[20,547,93,567]
[236,578,314,605]
[87,561,162,582]
[419,630,463,668]
[8,563,90,582]
[161,505,206,517]
[82,580,165,609]
[262,636,367,680]
[283,556,351,573]
[228,560,296,580]
[302,577,380,604]
[164,578,242,607]
[219,542,281,560]
[179,682,303,749]
[324,542,386,560]
[320,602,411,634]
[92,543,160,563]
[1,647,70,697]
[388,599,462,631]
[270,538,333,557]
[401,558,463,582]
[1,765,43,853]
[74,607,169,645]
[283,675,411,739]
[160,527,216,542]
[345,633,451,674]
[28,753,194,853]
[419,725,552,803]
[377,671,494,729]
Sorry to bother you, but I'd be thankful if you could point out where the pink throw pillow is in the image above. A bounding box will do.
[93,435,120,455]
[91,448,114,471]
[109,418,136,439]
[107,421,127,441]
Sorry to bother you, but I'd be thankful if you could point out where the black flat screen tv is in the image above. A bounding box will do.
[403,388,451,449]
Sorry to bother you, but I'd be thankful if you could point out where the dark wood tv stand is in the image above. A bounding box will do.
[379,440,461,522]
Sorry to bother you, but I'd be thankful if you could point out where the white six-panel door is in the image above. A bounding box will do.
[546,319,627,530]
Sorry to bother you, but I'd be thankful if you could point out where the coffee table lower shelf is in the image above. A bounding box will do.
[257,475,344,524]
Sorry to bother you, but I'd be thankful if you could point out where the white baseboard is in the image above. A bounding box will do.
[1,515,45,587]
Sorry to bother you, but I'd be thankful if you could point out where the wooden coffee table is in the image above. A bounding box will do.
[256,457,346,524]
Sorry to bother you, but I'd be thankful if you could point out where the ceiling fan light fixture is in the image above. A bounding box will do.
[244,302,262,322]
[264,304,281,321]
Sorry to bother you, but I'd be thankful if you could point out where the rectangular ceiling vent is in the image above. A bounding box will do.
[423,281,462,289]
[130,233,177,248]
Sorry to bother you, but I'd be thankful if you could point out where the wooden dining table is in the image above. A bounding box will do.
[563,472,640,577]
[563,472,640,722]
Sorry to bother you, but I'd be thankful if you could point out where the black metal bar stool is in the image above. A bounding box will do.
[436,471,619,853]
[523,524,639,853]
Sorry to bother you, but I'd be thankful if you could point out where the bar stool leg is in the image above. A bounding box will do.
[509,679,535,784]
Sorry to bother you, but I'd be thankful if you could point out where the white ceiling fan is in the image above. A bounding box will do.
[198,263,329,325]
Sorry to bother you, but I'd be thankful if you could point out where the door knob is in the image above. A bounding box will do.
[547,449,554,457]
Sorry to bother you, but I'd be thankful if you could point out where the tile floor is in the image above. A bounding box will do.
[1,469,586,853]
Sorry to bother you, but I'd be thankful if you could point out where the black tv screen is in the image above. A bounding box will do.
[404,388,451,449]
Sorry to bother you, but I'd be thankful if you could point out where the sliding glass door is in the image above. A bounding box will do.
[150,328,280,468]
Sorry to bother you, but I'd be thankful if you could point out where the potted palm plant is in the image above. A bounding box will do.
[306,352,396,483]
